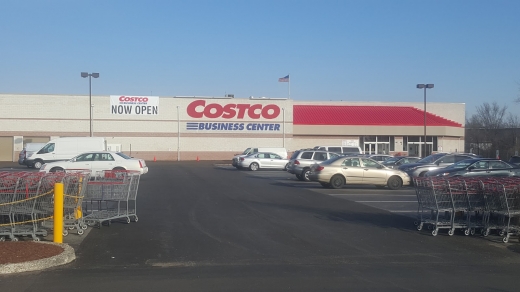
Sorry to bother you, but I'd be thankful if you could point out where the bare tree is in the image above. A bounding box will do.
[465,102,509,158]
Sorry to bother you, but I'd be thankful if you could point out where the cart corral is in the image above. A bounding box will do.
[0,170,142,242]
[414,176,520,243]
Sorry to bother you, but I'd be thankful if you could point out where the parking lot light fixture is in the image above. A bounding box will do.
[416,84,434,157]
[81,72,100,137]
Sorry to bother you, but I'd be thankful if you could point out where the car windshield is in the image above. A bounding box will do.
[241,148,252,155]
[417,153,446,164]
[445,159,477,169]
[321,156,343,165]
[382,157,400,164]
[116,152,132,159]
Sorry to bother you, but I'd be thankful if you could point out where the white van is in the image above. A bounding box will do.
[313,146,363,155]
[232,147,288,168]
[18,143,47,166]
[25,137,106,169]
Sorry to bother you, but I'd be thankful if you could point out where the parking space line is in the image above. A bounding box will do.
[328,194,416,197]
[355,201,417,203]
[388,210,417,213]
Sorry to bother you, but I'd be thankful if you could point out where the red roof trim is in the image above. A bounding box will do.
[293,105,462,127]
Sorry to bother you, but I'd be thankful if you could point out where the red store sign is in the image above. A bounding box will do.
[186,100,280,119]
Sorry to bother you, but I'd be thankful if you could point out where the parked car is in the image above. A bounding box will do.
[287,149,340,181]
[425,158,520,178]
[382,156,421,169]
[308,156,410,189]
[232,147,287,168]
[362,154,393,162]
[236,152,289,171]
[18,143,46,166]
[508,156,520,166]
[39,151,148,175]
[398,153,480,180]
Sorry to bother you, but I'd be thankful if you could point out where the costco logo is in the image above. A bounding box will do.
[186,100,280,119]
[119,96,149,102]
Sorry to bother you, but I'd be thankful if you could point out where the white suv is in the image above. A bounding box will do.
[287,149,340,181]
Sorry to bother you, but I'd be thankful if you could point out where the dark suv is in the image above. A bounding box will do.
[286,149,340,181]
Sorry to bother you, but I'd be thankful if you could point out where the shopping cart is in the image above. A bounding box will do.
[414,177,456,236]
[83,170,141,227]
[0,171,90,241]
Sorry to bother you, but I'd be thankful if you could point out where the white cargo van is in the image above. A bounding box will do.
[25,137,106,169]
[313,146,363,155]
[232,147,287,168]
[18,143,47,166]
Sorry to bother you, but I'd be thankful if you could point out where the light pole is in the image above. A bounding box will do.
[416,84,434,157]
[282,107,285,148]
[81,72,100,137]
[177,105,180,161]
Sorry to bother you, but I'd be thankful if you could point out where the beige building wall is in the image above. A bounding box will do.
[0,94,464,161]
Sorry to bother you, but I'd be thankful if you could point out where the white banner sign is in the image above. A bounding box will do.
[110,95,159,115]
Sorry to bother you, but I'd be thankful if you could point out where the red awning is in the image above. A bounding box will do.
[293,105,462,127]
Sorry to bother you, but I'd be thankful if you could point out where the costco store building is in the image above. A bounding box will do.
[0,94,465,162]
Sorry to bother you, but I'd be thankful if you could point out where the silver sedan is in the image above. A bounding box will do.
[237,152,289,171]
[308,156,410,189]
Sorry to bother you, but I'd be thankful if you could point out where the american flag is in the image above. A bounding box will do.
[278,75,289,82]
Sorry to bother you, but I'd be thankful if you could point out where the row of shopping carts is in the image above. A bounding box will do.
[414,176,520,242]
[0,171,90,241]
[0,169,142,241]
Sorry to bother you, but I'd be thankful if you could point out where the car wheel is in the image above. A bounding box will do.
[249,163,259,171]
[329,175,345,189]
[419,171,428,177]
[33,160,43,169]
[283,163,289,171]
[302,168,311,182]
[296,174,304,181]
[50,167,64,173]
[319,182,331,188]
[387,176,403,190]
[113,167,125,171]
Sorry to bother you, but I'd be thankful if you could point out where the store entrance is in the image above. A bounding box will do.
[408,144,420,157]
[408,143,431,157]
[364,143,390,155]
[364,143,376,154]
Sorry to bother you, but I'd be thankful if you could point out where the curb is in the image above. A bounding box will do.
[0,242,76,275]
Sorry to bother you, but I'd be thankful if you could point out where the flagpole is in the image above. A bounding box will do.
[288,74,291,99]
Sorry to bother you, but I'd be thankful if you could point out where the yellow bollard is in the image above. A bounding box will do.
[54,182,64,243]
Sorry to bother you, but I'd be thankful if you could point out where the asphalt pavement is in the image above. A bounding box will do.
[1,161,520,291]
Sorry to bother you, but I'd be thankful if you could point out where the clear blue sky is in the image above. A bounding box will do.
[1,0,519,117]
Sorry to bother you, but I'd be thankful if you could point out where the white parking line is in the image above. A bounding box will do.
[388,210,417,213]
[355,201,417,203]
[328,194,416,197]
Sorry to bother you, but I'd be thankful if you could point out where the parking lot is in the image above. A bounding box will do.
[218,164,419,218]
[2,161,520,291]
